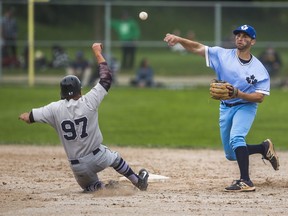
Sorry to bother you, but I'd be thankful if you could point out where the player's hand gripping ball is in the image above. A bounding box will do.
[139,11,148,20]
[209,79,238,100]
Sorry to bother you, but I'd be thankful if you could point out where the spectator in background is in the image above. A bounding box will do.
[111,11,140,70]
[89,54,121,87]
[170,29,185,53]
[1,7,19,67]
[186,30,196,41]
[170,29,196,54]
[258,46,282,78]
[22,45,29,69]
[66,51,92,87]
[50,45,69,68]
[35,50,47,71]
[130,58,154,87]
[222,25,237,49]
[21,46,47,71]
[222,33,235,49]
[104,54,121,85]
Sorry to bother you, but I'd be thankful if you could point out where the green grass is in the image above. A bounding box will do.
[0,85,287,150]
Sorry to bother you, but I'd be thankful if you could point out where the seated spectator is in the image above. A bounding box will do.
[170,29,196,54]
[104,54,121,84]
[130,58,154,87]
[170,29,185,53]
[35,50,47,71]
[108,56,120,84]
[222,25,237,49]
[50,45,69,68]
[186,30,196,41]
[21,46,47,71]
[1,7,20,68]
[258,46,282,78]
[66,51,92,87]
[88,54,120,87]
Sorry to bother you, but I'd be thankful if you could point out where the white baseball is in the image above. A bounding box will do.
[139,11,148,20]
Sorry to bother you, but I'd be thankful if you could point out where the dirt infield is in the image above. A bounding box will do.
[1,145,288,216]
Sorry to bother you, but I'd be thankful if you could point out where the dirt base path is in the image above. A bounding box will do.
[1,145,287,216]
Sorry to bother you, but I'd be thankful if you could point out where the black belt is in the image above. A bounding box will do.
[221,101,245,107]
[70,148,100,165]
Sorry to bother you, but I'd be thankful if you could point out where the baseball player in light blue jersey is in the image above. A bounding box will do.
[164,24,279,192]
[19,43,149,192]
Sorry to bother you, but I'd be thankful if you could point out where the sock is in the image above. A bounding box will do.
[247,142,265,155]
[235,146,250,181]
[113,158,139,185]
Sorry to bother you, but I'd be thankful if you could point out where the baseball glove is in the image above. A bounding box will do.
[209,79,238,100]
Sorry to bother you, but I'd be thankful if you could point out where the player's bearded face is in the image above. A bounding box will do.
[235,33,253,51]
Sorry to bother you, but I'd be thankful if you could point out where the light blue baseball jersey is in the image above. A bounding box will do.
[205,46,270,104]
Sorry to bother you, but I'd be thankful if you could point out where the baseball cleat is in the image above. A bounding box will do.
[136,169,149,191]
[225,179,256,192]
[262,139,279,171]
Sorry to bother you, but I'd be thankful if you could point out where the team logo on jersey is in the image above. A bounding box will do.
[246,75,257,84]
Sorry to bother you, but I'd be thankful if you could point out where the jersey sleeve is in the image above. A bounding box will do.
[32,102,58,126]
[83,83,108,110]
[254,63,270,96]
[255,79,270,95]
[205,46,223,79]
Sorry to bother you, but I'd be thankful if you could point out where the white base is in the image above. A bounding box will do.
[119,173,170,182]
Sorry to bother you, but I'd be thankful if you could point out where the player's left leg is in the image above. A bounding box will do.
[225,104,257,192]
[91,144,149,191]
[70,163,105,192]
[112,157,149,191]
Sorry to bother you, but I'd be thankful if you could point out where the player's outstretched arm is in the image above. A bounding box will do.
[164,33,205,57]
[92,43,112,91]
[92,43,105,64]
[19,112,32,124]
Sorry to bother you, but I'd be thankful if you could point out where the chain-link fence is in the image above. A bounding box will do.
[1,0,288,84]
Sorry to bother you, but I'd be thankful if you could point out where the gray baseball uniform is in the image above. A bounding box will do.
[23,59,148,192]
[32,83,106,160]
[32,81,121,189]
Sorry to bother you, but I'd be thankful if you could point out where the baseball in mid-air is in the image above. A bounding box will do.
[139,11,148,20]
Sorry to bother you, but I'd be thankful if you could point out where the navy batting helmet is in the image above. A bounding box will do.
[60,75,82,100]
